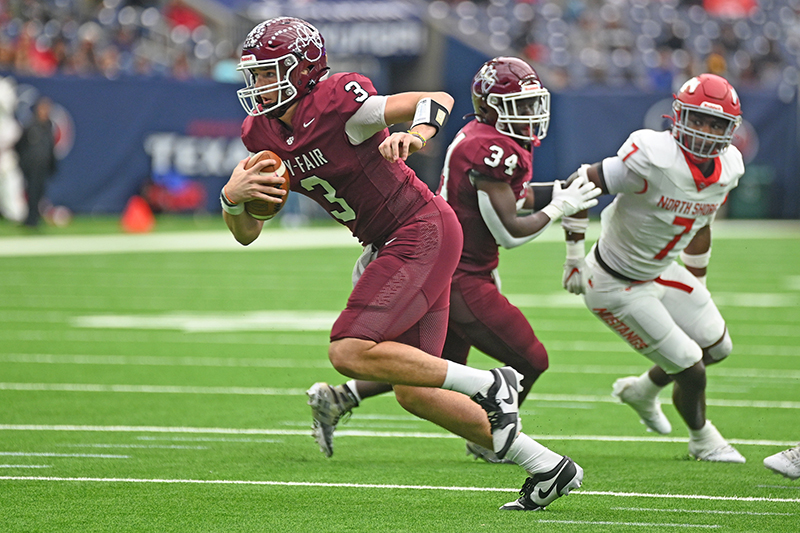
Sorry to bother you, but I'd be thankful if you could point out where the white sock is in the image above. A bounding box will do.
[345,380,362,404]
[637,371,662,398]
[505,433,563,475]
[689,420,724,445]
[441,361,494,397]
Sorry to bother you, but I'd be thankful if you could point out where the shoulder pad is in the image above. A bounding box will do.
[619,130,679,173]
[720,144,745,177]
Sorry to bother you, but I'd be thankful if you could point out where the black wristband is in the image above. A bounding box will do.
[411,98,450,136]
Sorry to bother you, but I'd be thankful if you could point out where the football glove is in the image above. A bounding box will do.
[562,240,588,295]
[542,166,601,221]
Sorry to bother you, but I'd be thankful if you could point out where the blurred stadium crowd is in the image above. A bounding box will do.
[1,0,798,99]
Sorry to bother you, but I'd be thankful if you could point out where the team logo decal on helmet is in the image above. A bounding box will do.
[237,17,328,118]
[672,73,742,161]
[471,57,550,145]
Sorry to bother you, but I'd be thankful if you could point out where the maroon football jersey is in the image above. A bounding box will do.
[241,72,434,245]
[440,120,532,273]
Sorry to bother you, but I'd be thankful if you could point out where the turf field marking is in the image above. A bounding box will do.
[0,353,333,369]
[135,436,282,443]
[1,476,799,505]
[3,354,800,379]
[0,425,796,447]
[611,507,794,516]
[1,220,797,257]
[534,520,719,528]
[1,383,799,410]
[59,444,208,450]
[0,464,51,468]
[0,452,128,458]
[71,312,341,332]
[756,484,800,491]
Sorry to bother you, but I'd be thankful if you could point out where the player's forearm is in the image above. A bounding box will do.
[223,210,263,246]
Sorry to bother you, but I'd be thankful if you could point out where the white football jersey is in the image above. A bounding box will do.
[597,129,744,280]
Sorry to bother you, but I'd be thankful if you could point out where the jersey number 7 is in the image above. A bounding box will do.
[654,216,694,260]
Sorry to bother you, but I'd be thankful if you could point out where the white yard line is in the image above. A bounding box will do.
[2,353,800,378]
[1,382,797,410]
[0,451,128,458]
[0,425,796,447]
[611,507,794,516]
[0,220,797,258]
[0,476,798,505]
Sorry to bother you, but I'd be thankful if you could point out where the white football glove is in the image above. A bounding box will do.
[541,166,601,221]
[562,240,588,295]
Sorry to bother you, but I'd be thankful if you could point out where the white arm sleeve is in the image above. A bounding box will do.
[478,189,551,249]
[345,95,388,145]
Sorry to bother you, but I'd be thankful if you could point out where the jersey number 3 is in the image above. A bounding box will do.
[300,176,356,222]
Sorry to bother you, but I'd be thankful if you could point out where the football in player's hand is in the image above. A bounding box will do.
[244,150,290,220]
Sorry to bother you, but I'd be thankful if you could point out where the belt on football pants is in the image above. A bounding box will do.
[594,243,694,293]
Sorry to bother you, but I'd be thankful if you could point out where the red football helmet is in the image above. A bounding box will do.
[672,74,742,160]
[237,17,328,118]
[471,57,550,144]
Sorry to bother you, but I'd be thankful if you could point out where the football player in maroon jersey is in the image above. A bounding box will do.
[300,53,600,511]
[222,19,594,510]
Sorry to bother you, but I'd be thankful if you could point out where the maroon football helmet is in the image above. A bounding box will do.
[237,17,328,118]
[672,74,742,160]
[471,57,550,144]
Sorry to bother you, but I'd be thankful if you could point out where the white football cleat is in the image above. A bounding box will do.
[688,422,745,463]
[612,376,672,435]
[690,443,746,463]
[764,445,800,480]
[471,367,523,460]
[500,456,584,511]
[306,382,358,458]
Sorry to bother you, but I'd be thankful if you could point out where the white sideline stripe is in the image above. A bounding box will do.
[0,476,798,504]
[0,383,307,395]
[1,220,797,257]
[0,452,128,458]
[534,520,719,528]
[611,507,794,516]
[0,425,796,447]
[71,312,341,333]
[60,444,208,450]
[4,353,799,380]
[1,383,798,410]
[0,465,51,469]
[0,227,360,257]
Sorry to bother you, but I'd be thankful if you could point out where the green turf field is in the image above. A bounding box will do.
[0,217,798,532]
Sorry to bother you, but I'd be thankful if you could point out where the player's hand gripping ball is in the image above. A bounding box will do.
[244,150,290,220]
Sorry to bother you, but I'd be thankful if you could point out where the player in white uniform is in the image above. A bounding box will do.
[559,74,746,463]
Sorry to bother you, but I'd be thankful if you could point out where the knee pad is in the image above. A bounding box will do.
[704,329,732,362]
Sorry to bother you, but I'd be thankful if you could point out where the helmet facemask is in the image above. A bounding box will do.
[237,53,301,118]
[487,87,550,144]
[673,102,741,160]
[236,17,328,119]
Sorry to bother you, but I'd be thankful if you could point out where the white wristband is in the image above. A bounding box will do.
[220,188,245,215]
[562,216,589,234]
[541,203,563,222]
[680,249,711,268]
[566,239,585,260]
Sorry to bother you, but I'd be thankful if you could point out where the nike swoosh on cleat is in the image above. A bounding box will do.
[535,460,571,501]
[499,370,517,405]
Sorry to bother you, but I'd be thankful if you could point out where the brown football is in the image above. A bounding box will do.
[243,150,290,220]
